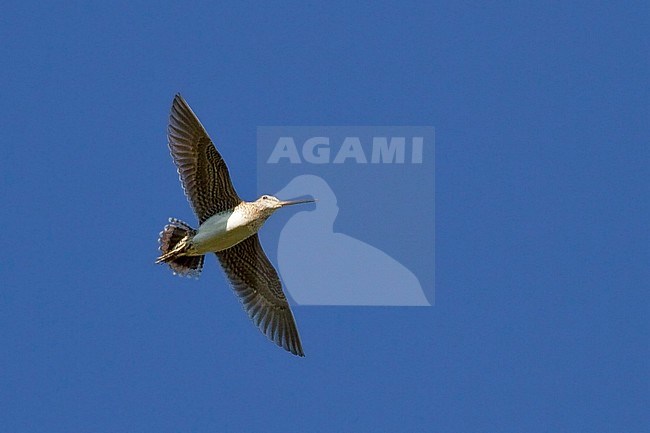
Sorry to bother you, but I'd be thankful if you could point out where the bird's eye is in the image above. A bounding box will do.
[262,195,269,200]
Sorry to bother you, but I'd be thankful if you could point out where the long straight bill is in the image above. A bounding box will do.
[279,198,315,207]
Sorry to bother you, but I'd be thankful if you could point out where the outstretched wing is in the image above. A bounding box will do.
[167,94,241,223]
[216,235,304,357]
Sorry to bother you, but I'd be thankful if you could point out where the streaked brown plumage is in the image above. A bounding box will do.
[157,94,311,356]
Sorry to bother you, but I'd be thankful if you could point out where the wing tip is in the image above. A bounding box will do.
[292,338,306,357]
[269,308,305,357]
[168,93,209,138]
[170,93,189,116]
[247,301,305,357]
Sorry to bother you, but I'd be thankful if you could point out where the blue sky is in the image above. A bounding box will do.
[1,1,648,432]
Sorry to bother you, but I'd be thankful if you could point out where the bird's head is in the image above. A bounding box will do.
[253,194,315,217]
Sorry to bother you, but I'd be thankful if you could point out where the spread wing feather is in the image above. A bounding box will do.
[167,94,241,223]
[216,235,304,357]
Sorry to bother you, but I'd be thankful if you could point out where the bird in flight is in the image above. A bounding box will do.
[156,94,313,356]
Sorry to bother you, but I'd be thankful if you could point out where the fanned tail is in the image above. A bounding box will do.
[156,218,204,278]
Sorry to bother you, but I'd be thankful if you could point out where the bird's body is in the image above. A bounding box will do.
[191,206,253,254]
[156,94,312,356]
[159,196,308,257]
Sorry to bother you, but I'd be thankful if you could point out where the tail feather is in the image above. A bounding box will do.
[157,218,204,278]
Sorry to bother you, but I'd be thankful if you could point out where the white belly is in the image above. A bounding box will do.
[191,209,253,253]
